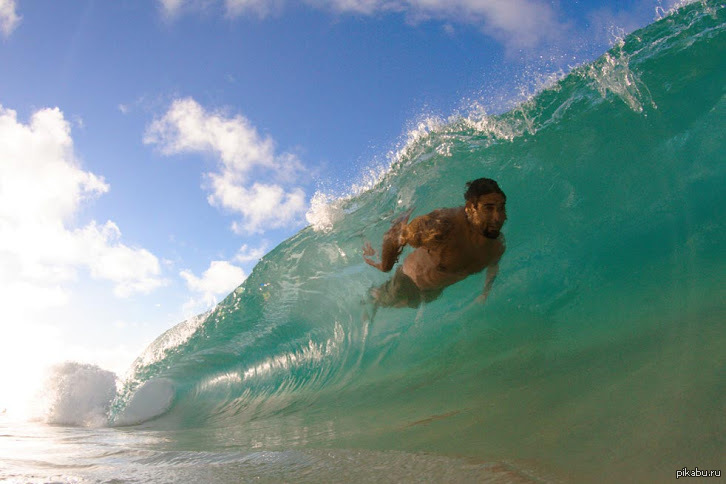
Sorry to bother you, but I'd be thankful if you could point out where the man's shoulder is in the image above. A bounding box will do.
[425,207,463,222]
[417,207,463,230]
[405,207,461,247]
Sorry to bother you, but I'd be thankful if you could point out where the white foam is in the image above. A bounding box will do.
[304,66,574,231]
[131,310,209,371]
[655,0,704,20]
[39,362,117,427]
[305,192,345,232]
[305,165,389,233]
[586,40,656,113]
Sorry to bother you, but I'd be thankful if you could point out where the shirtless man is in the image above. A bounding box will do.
[363,178,506,308]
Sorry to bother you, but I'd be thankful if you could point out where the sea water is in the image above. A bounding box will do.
[2,1,724,482]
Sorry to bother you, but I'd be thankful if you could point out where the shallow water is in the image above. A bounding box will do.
[0,417,544,483]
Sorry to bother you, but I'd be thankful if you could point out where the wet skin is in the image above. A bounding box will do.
[363,193,506,301]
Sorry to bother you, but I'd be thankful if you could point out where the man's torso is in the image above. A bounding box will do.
[402,209,504,290]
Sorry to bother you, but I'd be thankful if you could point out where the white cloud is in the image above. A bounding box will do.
[407,0,561,49]
[144,97,276,174]
[157,0,564,50]
[586,0,663,46]
[144,97,307,233]
[0,105,165,307]
[315,0,388,15]
[159,0,186,17]
[180,260,246,313]
[234,243,268,263]
[0,104,166,415]
[209,178,307,233]
[177,240,273,316]
[160,0,283,18]
[0,107,108,224]
[225,0,283,18]
[0,0,20,37]
[178,243,265,316]
[75,221,165,297]
[308,0,562,48]
[181,260,246,295]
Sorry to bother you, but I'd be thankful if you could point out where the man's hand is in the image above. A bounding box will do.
[363,208,413,273]
[479,263,498,304]
[362,241,382,270]
[456,292,488,313]
[475,293,489,304]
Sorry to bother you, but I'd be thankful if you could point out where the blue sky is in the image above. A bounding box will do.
[0,0,683,412]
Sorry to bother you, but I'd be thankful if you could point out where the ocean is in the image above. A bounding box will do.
[1,1,724,482]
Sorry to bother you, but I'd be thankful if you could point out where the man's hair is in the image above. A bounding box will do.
[464,178,506,203]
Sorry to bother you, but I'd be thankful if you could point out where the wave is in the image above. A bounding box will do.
[106,1,725,480]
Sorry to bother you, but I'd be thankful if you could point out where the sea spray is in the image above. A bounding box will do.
[40,362,116,427]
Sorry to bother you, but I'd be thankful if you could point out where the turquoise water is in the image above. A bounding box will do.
[4,2,724,482]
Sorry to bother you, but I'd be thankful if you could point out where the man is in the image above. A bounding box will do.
[363,178,506,308]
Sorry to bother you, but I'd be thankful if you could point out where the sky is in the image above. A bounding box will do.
[0,0,683,413]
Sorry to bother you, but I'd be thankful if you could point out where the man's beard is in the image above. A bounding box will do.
[483,228,500,239]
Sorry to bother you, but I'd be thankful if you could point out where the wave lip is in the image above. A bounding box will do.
[112,378,175,427]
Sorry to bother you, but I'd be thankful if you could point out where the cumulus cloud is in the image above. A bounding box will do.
[181,260,246,296]
[316,0,562,49]
[0,0,20,37]
[180,260,246,313]
[158,0,563,50]
[234,243,268,263]
[144,97,307,233]
[410,0,561,49]
[210,179,306,233]
[179,243,266,315]
[0,105,165,307]
[75,221,165,297]
[144,98,276,173]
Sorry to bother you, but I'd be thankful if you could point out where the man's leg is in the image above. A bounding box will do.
[369,267,421,308]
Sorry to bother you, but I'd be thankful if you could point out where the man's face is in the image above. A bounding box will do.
[466,193,506,239]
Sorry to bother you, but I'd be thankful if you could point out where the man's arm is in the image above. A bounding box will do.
[363,208,453,272]
[478,263,498,303]
[363,210,413,272]
[478,235,506,303]
[362,228,406,272]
